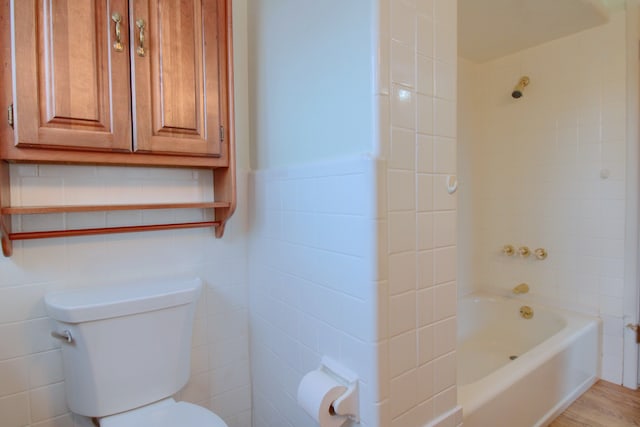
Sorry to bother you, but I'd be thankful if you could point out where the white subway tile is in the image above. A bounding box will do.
[389,292,417,337]
[433,282,456,321]
[392,41,416,88]
[389,211,417,253]
[433,318,456,357]
[0,319,58,360]
[389,252,417,295]
[18,177,65,206]
[0,393,29,427]
[417,15,434,58]
[388,170,416,212]
[33,413,75,427]
[434,61,456,102]
[30,382,68,422]
[20,214,65,233]
[433,98,456,138]
[389,369,418,418]
[433,386,457,419]
[390,128,416,171]
[0,358,29,397]
[417,287,434,327]
[28,350,64,389]
[418,55,435,96]
[391,86,417,131]
[418,94,434,135]
[391,0,416,46]
[434,249,456,285]
[417,250,435,289]
[417,213,434,250]
[417,135,434,173]
[0,283,47,324]
[417,174,434,212]
[389,331,417,377]
[433,138,456,174]
[433,21,456,65]
[417,361,434,402]
[433,212,456,248]
[211,385,252,420]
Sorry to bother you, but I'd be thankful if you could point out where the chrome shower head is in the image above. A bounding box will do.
[512,76,530,99]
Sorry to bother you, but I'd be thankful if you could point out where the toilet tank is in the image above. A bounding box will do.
[45,278,202,418]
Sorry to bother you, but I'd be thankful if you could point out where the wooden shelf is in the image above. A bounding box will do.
[0,198,230,257]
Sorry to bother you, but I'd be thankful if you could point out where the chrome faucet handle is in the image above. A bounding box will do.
[518,246,530,257]
[502,245,515,256]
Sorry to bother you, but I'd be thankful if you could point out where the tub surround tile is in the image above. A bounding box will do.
[458,11,628,385]
[384,0,458,423]
[389,332,417,376]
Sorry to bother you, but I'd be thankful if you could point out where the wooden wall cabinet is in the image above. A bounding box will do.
[0,0,236,257]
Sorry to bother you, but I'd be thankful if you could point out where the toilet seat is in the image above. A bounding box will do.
[100,398,228,427]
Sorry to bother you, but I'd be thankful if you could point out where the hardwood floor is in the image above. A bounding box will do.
[550,380,640,426]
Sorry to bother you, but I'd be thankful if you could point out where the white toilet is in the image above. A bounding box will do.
[44,278,228,427]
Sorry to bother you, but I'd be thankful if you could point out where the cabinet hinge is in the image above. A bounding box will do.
[627,323,640,343]
[7,104,13,128]
[219,125,225,142]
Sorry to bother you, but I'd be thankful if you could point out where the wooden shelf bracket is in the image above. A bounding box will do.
[0,161,12,257]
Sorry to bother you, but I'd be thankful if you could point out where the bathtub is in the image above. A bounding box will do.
[457,293,600,427]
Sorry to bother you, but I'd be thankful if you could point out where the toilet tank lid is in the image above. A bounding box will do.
[45,278,202,323]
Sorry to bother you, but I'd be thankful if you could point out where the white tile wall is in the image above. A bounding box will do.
[0,165,251,427]
[457,12,628,383]
[380,0,461,426]
[249,157,382,427]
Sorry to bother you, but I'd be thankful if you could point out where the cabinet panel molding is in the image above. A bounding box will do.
[12,0,132,152]
[132,0,225,157]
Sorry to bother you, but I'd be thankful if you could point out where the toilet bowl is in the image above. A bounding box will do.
[44,278,228,427]
[100,398,227,427]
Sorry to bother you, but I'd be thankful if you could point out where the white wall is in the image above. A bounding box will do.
[247,0,375,170]
[0,2,252,427]
[457,11,628,384]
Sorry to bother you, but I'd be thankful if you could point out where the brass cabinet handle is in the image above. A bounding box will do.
[111,12,124,52]
[136,19,146,57]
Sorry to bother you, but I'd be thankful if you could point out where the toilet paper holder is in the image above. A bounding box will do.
[320,357,360,422]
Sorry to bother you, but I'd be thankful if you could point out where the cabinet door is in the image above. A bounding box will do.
[131,0,226,157]
[12,0,132,152]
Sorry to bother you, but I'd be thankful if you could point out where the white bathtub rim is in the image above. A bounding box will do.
[458,292,601,417]
[459,321,599,416]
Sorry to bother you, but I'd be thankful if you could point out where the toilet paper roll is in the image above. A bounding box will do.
[297,370,348,427]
